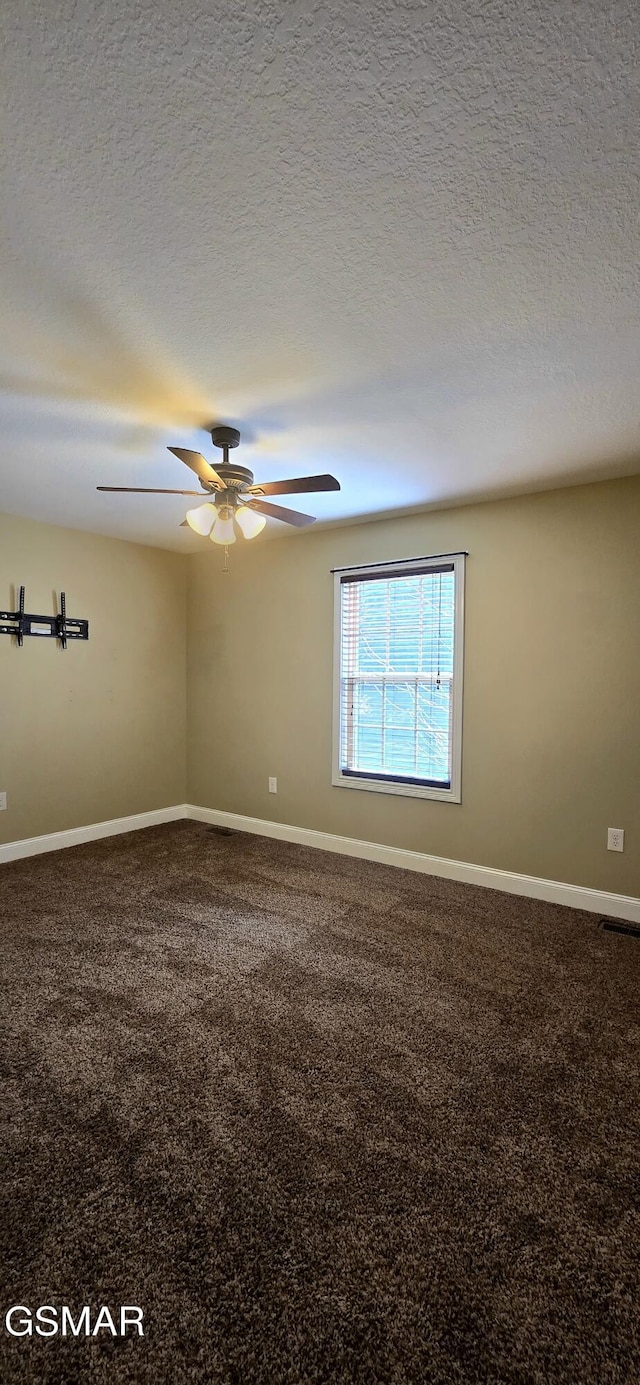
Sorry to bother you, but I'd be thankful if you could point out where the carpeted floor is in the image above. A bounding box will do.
[2,821,639,1384]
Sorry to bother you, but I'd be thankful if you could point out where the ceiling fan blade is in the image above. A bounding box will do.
[248,473,340,497]
[247,498,316,527]
[167,447,224,488]
[97,486,206,495]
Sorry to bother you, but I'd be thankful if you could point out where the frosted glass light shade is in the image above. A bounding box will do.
[235,506,267,539]
[210,513,236,545]
[185,502,217,536]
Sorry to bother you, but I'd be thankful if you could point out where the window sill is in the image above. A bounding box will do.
[332,772,461,803]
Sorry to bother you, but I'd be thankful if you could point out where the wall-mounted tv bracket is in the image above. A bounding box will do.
[0,587,89,649]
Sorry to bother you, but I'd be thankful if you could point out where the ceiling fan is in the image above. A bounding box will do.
[97,425,340,543]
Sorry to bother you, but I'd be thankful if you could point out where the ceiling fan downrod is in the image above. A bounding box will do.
[209,426,254,491]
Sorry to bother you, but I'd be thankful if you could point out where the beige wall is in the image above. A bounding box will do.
[0,513,186,843]
[187,475,640,896]
[2,479,638,895]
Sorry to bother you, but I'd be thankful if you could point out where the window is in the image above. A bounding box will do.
[332,554,465,802]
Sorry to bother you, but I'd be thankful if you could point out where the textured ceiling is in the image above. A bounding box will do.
[2,0,639,550]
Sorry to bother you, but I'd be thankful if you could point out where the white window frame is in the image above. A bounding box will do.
[332,553,465,803]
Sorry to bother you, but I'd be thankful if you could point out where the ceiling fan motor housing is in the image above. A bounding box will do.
[214,466,255,491]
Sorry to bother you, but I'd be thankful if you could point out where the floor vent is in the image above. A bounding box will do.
[600,919,640,938]
[206,825,236,837]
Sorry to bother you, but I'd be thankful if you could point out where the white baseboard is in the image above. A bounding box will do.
[1,802,637,924]
[187,805,640,924]
[0,805,189,865]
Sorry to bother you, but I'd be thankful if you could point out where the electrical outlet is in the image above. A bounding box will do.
[0,791,6,811]
[268,777,277,793]
[607,827,624,852]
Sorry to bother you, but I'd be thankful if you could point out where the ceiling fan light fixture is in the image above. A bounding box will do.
[210,512,236,546]
[235,505,266,539]
[185,501,217,536]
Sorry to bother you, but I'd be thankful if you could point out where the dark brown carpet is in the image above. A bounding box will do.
[2,821,639,1384]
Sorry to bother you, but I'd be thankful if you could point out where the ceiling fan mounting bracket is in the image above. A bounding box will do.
[210,425,241,450]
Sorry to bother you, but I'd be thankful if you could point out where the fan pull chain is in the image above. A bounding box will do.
[223,545,230,573]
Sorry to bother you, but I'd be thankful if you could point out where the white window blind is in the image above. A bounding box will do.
[333,554,465,802]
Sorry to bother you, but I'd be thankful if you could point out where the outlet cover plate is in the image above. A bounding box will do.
[268,777,277,793]
[607,827,624,852]
[0,792,7,811]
